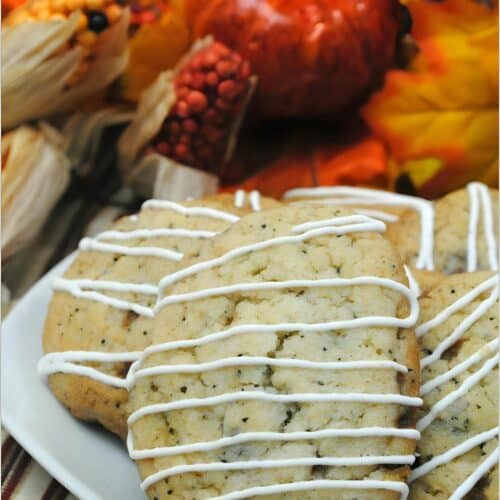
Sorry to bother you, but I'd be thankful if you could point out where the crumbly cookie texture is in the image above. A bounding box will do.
[42,193,280,438]
[129,205,420,500]
[387,187,498,274]
[410,272,498,499]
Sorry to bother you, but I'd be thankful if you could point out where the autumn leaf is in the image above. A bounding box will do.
[221,126,389,199]
[362,0,498,198]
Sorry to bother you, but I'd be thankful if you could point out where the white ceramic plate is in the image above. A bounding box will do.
[1,254,144,500]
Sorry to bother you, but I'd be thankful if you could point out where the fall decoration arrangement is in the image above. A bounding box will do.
[1,0,498,258]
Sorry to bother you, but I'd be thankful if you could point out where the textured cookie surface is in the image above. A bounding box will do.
[387,185,498,274]
[42,193,280,437]
[129,205,421,499]
[410,272,498,499]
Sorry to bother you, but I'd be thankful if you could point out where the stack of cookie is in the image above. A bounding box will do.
[39,183,498,499]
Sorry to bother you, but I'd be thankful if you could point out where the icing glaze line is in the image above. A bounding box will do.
[142,199,240,223]
[37,350,142,388]
[355,208,399,223]
[140,455,416,491]
[128,391,423,425]
[79,238,183,261]
[249,190,261,211]
[234,190,245,208]
[410,426,499,482]
[417,354,499,432]
[132,357,408,381]
[467,183,498,272]
[52,277,154,317]
[53,277,158,295]
[416,276,498,338]
[420,286,498,368]
[448,447,499,500]
[211,479,409,500]
[155,276,416,314]
[127,426,420,460]
[421,338,499,396]
[96,228,217,241]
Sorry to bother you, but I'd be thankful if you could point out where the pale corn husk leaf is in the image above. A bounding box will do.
[117,36,214,187]
[2,10,130,130]
[63,108,134,176]
[152,154,219,201]
[2,124,71,259]
[117,70,176,180]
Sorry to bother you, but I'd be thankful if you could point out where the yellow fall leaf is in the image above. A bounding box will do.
[362,0,498,197]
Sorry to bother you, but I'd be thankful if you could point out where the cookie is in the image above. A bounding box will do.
[410,272,498,499]
[40,191,280,438]
[386,183,498,274]
[128,205,421,499]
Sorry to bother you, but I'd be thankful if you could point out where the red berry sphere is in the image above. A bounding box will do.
[187,0,400,118]
[148,41,252,173]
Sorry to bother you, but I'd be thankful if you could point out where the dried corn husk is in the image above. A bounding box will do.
[62,108,134,178]
[117,69,177,181]
[2,9,130,130]
[2,124,71,259]
[152,154,218,201]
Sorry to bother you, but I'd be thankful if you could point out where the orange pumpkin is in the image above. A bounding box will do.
[187,0,401,118]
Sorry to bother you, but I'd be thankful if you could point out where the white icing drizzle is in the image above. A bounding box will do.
[249,190,261,211]
[291,214,384,233]
[410,427,499,482]
[96,228,218,241]
[420,286,498,368]
[283,186,434,270]
[467,183,480,271]
[405,265,421,298]
[52,277,154,317]
[38,351,142,389]
[132,357,408,382]
[79,237,183,261]
[158,214,386,292]
[449,448,499,500]
[156,276,417,316]
[233,190,262,211]
[140,456,415,491]
[128,391,423,426]
[417,354,498,432]
[420,339,499,396]
[54,278,158,295]
[211,479,409,500]
[234,189,245,208]
[354,208,399,223]
[416,276,498,338]
[467,182,498,272]
[142,199,240,223]
[127,427,420,460]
